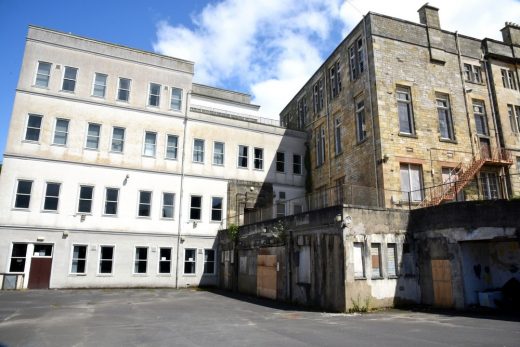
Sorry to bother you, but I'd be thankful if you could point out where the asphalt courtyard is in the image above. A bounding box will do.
[0,289,519,347]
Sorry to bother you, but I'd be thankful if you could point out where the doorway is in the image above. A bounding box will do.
[28,244,53,289]
[431,259,453,308]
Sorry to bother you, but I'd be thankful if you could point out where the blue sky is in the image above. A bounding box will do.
[1,0,519,163]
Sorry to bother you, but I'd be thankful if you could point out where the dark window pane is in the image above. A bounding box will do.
[163,193,174,206]
[15,195,30,209]
[105,202,117,214]
[160,248,171,260]
[100,260,112,273]
[159,261,171,273]
[80,186,93,199]
[140,191,151,204]
[136,248,147,260]
[190,208,201,220]
[204,262,214,274]
[34,245,52,256]
[135,261,147,273]
[9,259,26,272]
[101,247,113,259]
[162,206,173,218]
[191,196,201,208]
[211,209,221,221]
[44,197,59,211]
[106,189,118,201]
[11,244,27,257]
[139,205,150,217]
[78,200,92,213]
[205,250,215,262]
[46,183,60,196]
[185,249,195,260]
[25,128,40,141]
[17,181,32,195]
[28,116,42,128]
[184,262,195,274]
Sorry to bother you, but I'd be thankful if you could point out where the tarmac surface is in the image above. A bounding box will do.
[0,289,519,347]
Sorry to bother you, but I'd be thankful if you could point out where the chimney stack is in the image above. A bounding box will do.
[418,3,440,29]
[501,22,520,45]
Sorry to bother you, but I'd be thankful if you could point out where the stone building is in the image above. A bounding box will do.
[0,26,305,289]
[280,4,520,208]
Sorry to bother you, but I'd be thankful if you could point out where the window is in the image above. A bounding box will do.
[78,185,94,213]
[14,180,32,209]
[238,145,248,168]
[104,188,119,215]
[213,142,224,165]
[204,249,215,274]
[43,182,60,211]
[334,117,342,154]
[508,105,520,134]
[86,123,101,149]
[165,135,178,160]
[316,126,325,166]
[53,118,69,145]
[349,37,364,80]
[111,127,125,153]
[397,87,414,135]
[293,154,302,175]
[25,114,42,141]
[143,132,157,157]
[134,247,148,274]
[517,157,520,173]
[99,246,114,274]
[276,202,286,218]
[190,195,202,220]
[138,191,152,217]
[276,152,285,172]
[298,246,311,283]
[480,172,500,200]
[159,248,172,274]
[9,244,28,272]
[92,73,107,97]
[329,60,342,99]
[436,94,455,140]
[35,61,51,87]
[254,148,263,170]
[353,242,365,278]
[312,79,324,114]
[356,98,366,142]
[211,197,223,221]
[162,193,175,219]
[62,66,78,92]
[371,243,382,278]
[170,87,182,111]
[148,83,161,106]
[193,139,204,163]
[297,97,307,129]
[184,248,196,274]
[387,243,397,277]
[502,69,518,90]
[400,163,423,202]
[463,64,483,83]
[473,101,488,136]
[117,77,131,102]
[71,245,87,274]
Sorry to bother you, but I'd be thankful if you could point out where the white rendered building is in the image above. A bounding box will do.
[0,26,306,289]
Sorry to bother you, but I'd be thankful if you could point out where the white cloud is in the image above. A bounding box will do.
[153,0,520,119]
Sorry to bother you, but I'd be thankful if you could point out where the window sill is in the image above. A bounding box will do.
[132,274,148,277]
[439,138,457,144]
[237,166,249,170]
[50,143,68,148]
[276,171,286,174]
[160,217,175,221]
[192,161,204,164]
[165,157,178,161]
[398,132,417,139]
[116,99,129,103]
[253,168,264,171]
[41,210,58,214]
[183,274,197,277]
[12,208,30,212]
[169,108,183,113]
[76,212,93,216]
[203,273,216,276]
[209,220,222,224]
[142,155,156,158]
[354,276,366,280]
[59,90,75,94]
[69,273,87,277]
[102,214,118,218]
[91,95,106,99]
[32,85,50,90]
[96,274,113,277]
[356,138,368,146]
[147,105,160,109]
[84,147,100,152]
[157,273,173,277]
[109,151,124,155]
[387,275,399,279]
[465,80,485,86]
[136,216,152,219]
[371,276,384,280]
[22,140,40,145]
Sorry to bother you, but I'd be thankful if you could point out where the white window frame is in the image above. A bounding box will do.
[133,246,148,274]
[85,123,101,150]
[9,243,28,273]
[117,77,131,102]
[211,196,223,222]
[203,249,216,275]
[193,139,205,163]
[143,131,157,157]
[77,185,94,214]
[25,114,43,142]
[158,247,172,274]
[35,61,52,88]
[170,87,183,111]
[238,145,249,168]
[184,248,197,275]
[166,134,178,160]
[387,243,398,277]
[213,141,225,166]
[253,147,264,170]
[91,72,108,98]
[276,151,285,173]
[436,94,455,140]
[98,245,115,275]
[62,66,78,92]
[137,190,152,218]
[400,163,424,202]
[371,243,382,279]
[190,195,202,221]
[110,126,125,153]
[14,179,33,209]
[52,118,69,146]
[103,187,119,216]
[161,192,175,219]
[42,182,61,212]
[293,154,302,175]
[70,244,88,275]
[148,83,161,107]
[473,100,488,136]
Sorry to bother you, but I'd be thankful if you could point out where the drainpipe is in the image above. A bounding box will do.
[175,90,192,289]
[363,15,381,207]
[455,32,476,158]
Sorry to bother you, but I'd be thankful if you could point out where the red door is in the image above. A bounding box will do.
[28,258,53,289]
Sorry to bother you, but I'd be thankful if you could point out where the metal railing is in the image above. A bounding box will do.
[190,105,282,127]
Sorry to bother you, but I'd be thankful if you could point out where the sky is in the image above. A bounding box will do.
[1,0,519,163]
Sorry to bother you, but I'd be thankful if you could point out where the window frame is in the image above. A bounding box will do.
[25,114,43,142]
[103,187,119,216]
[334,117,342,154]
[400,163,424,202]
[161,192,175,220]
[184,248,197,275]
[14,179,33,209]
[356,98,366,142]
[436,94,455,141]
[52,118,70,146]
[190,195,202,221]
[117,77,131,102]
[142,131,157,157]
[91,72,108,98]
[137,190,152,218]
[9,243,28,273]
[61,66,78,92]
[473,100,489,136]
[148,83,161,107]
[166,134,179,160]
[371,243,382,279]
[110,126,125,153]
[35,61,52,88]
[293,154,302,175]
[210,196,223,222]
[213,141,225,166]
[133,246,148,274]
[158,247,172,274]
[386,243,398,278]
[42,182,61,212]
[276,151,285,173]
[77,185,94,214]
[98,245,115,275]
[353,242,365,279]
[396,86,415,136]
[193,139,205,163]
[253,147,264,170]
[170,87,183,111]
[70,244,88,275]
[203,249,216,275]
[316,126,326,166]
[85,122,101,150]
[237,145,249,168]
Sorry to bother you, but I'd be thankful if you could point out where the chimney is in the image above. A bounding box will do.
[418,3,440,29]
[501,22,520,45]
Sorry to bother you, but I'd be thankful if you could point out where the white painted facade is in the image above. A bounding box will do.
[0,26,306,289]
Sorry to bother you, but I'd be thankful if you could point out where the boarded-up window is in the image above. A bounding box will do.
[371,243,381,278]
[239,256,247,274]
[353,242,365,278]
[387,243,397,277]
[298,246,311,284]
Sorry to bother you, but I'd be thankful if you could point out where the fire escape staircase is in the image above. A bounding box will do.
[419,148,513,208]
